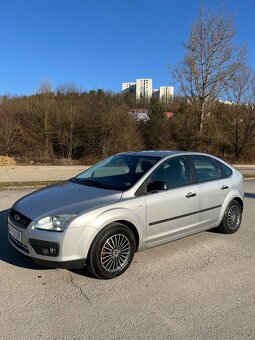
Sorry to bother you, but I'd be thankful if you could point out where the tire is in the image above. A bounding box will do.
[218,199,242,234]
[87,223,136,279]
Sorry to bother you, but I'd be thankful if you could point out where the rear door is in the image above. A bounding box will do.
[190,155,231,227]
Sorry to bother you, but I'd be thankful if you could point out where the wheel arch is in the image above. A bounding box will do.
[89,207,146,251]
[233,197,243,211]
[220,190,244,221]
[115,220,140,251]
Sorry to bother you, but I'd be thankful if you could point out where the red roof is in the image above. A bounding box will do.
[165,112,174,118]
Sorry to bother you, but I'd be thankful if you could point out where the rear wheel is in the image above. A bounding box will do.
[87,223,136,279]
[218,200,242,234]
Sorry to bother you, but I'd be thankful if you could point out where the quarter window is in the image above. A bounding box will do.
[216,160,233,178]
[192,156,220,182]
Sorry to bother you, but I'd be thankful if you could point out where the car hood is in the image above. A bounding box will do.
[13,181,122,220]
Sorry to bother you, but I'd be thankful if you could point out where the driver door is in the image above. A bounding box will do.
[145,156,200,246]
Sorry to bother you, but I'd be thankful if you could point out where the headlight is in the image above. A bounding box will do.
[34,214,75,232]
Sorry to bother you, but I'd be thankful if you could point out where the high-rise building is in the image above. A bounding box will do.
[122,82,136,94]
[159,86,174,103]
[135,79,153,100]
[121,79,174,102]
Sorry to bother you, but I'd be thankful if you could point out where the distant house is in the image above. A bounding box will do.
[219,99,235,105]
[165,112,174,119]
[129,108,149,121]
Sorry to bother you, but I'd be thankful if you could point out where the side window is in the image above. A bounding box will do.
[192,156,220,182]
[135,158,155,174]
[151,156,192,189]
[216,160,233,178]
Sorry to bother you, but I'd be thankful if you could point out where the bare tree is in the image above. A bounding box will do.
[173,8,246,133]
[0,100,23,156]
[226,64,255,104]
[39,81,52,158]
[55,84,80,159]
[224,66,255,158]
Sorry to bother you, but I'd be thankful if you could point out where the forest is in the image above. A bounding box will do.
[0,9,255,164]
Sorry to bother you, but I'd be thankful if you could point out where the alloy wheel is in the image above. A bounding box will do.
[227,205,241,229]
[100,234,131,272]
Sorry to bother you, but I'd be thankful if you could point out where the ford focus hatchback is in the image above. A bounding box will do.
[8,151,244,279]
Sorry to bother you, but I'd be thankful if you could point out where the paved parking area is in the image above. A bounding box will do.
[0,182,255,339]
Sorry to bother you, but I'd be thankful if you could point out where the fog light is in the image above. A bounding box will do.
[42,247,57,256]
[29,239,59,257]
[49,248,55,255]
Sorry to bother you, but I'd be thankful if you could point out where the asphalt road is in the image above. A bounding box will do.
[0,182,255,340]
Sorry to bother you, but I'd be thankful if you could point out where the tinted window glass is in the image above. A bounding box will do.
[192,156,220,182]
[150,156,192,189]
[216,161,233,178]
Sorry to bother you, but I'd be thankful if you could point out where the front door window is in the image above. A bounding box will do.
[150,156,192,189]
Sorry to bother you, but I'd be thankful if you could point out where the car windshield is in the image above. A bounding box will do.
[71,155,160,191]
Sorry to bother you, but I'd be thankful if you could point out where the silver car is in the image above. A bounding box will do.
[8,151,244,279]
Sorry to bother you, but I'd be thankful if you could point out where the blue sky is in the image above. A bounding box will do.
[0,0,254,95]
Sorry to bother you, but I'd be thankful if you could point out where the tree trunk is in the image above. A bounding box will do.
[234,118,240,159]
[44,92,50,158]
[67,100,74,160]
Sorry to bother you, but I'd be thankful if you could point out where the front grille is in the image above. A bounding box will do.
[9,234,29,254]
[9,209,32,229]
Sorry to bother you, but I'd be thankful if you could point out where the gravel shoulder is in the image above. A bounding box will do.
[0,165,89,182]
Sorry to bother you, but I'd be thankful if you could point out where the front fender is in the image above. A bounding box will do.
[90,207,147,250]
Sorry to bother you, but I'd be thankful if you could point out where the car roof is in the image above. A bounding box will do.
[118,150,192,158]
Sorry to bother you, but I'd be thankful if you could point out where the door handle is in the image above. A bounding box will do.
[186,192,197,198]
[221,185,229,190]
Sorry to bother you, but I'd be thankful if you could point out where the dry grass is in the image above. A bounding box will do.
[0,180,59,189]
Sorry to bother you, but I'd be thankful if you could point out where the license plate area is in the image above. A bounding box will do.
[9,224,22,243]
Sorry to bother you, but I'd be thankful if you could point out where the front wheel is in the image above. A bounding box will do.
[87,223,136,279]
[218,200,242,234]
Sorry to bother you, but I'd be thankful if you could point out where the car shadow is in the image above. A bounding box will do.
[0,209,47,270]
[244,192,255,199]
[206,227,221,234]
[70,267,95,279]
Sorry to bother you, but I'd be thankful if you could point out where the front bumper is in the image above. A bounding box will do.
[8,215,94,269]
[22,253,86,269]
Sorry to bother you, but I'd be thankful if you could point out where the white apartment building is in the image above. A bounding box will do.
[122,82,136,94]
[122,79,173,102]
[159,86,174,103]
[135,79,153,100]
[122,82,136,91]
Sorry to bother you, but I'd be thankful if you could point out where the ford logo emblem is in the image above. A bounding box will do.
[14,214,20,221]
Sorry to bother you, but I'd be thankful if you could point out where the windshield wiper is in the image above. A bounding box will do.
[70,178,114,190]
[83,179,105,188]
[69,177,80,183]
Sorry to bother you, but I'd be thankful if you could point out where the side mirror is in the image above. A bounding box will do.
[147,181,168,193]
